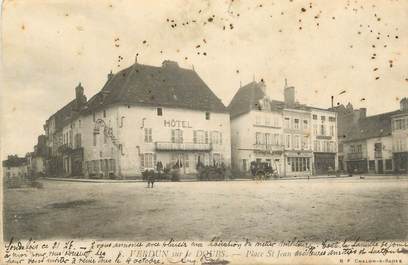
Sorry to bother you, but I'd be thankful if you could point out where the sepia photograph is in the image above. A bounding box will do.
[1,0,407,264]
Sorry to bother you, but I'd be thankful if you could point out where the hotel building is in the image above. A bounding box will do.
[44,60,231,179]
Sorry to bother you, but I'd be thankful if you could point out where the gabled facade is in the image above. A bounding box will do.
[229,82,285,175]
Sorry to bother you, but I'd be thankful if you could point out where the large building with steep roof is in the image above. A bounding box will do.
[54,60,231,178]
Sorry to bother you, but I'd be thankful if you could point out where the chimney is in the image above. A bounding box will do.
[283,79,295,106]
[107,70,114,80]
[400,98,408,112]
[331,96,334,108]
[75,82,86,108]
[359,108,366,120]
[162,60,179,69]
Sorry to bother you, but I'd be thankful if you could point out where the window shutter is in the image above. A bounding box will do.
[154,153,157,169]
[220,132,222,145]
[171,130,175,143]
[141,154,145,169]
[193,130,197,143]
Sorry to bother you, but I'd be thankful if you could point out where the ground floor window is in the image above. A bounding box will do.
[369,160,375,171]
[142,153,155,169]
[288,157,310,172]
[242,159,247,171]
[385,159,392,170]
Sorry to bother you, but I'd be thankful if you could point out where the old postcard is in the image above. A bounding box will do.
[1,0,407,264]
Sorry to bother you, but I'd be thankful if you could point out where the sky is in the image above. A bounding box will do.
[1,0,407,157]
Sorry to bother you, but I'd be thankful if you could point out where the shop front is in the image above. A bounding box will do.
[314,152,336,175]
[394,152,408,173]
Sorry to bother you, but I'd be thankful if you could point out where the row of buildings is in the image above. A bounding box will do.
[334,99,408,174]
[3,60,408,179]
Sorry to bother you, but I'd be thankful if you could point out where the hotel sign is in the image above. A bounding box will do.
[164,119,192,128]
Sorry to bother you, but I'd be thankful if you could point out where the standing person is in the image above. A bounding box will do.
[250,161,257,178]
[156,161,163,180]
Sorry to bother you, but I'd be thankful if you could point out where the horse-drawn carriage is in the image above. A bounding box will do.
[250,161,278,180]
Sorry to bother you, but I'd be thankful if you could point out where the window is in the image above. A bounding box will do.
[93,132,97,146]
[79,120,81,128]
[242,159,247,171]
[75,133,82,148]
[171,129,183,143]
[144,128,152,143]
[321,116,326,121]
[394,119,406,130]
[357,144,362,153]
[205,112,210,120]
[103,110,106,118]
[211,131,222,145]
[93,112,96,122]
[293,119,300,129]
[104,131,107,144]
[273,133,280,145]
[302,136,309,149]
[312,114,318,120]
[194,130,206,144]
[320,124,325,136]
[265,133,271,145]
[293,135,300,149]
[255,132,263,144]
[284,117,290,128]
[385,159,392,170]
[157,108,163,116]
[330,125,334,137]
[303,120,308,130]
[369,160,375,171]
[313,124,318,135]
[285,134,291,149]
[142,153,154,169]
[329,116,336,122]
[289,157,311,172]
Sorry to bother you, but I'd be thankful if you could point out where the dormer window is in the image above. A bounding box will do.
[205,112,210,120]
[157,108,163,116]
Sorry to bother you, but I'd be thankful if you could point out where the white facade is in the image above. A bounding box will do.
[231,110,284,175]
[282,108,313,177]
[70,104,231,178]
[310,108,338,174]
[366,136,394,173]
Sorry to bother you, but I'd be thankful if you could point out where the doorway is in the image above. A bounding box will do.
[377,160,384,174]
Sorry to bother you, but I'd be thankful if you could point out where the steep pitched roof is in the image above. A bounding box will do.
[227,81,315,119]
[343,110,402,142]
[85,61,226,113]
[227,82,266,118]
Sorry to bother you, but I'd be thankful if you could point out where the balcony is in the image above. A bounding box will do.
[347,152,364,160]
[253,144,284,153]
[155,142,212,151]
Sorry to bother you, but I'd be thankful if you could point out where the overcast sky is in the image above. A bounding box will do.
[1,0,407,157]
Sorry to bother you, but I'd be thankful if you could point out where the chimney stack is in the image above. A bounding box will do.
[75,82,86,108]
[107,70,113,80]
[400,98,408,112]
[283,79,295,106]
[331,96,334,108]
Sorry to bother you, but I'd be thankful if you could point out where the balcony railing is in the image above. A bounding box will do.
[155,142,212,151]
[347,152,364,160]
[253,144,284,152]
